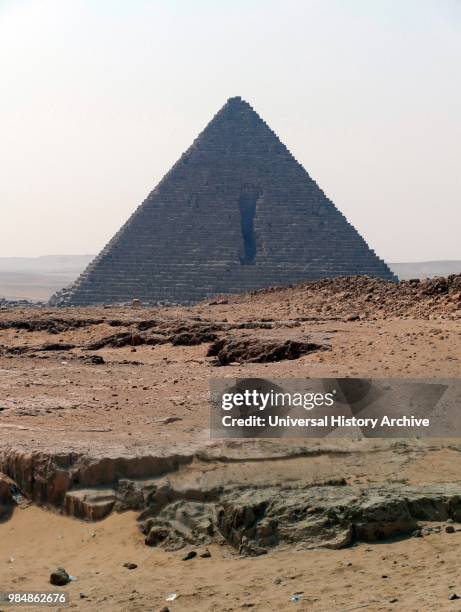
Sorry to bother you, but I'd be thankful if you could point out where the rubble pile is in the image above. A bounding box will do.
[245,274,461,320]
[0,297,44,309]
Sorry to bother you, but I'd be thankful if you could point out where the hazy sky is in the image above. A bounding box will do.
[1,0,460,261]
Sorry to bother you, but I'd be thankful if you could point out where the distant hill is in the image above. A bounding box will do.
[0,255,93,301]
[389,260,461,280]
[0,255,94,274]
[0,255,459,301]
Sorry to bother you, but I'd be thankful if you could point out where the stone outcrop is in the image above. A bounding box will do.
[64,488,116,521]
[50,97,396,306]
[207,335,326,365]
[3,445,461,556]
[140,481,461,555]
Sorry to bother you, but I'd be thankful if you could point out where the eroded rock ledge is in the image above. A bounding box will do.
[2,445,461,555]
[136,481,461,555]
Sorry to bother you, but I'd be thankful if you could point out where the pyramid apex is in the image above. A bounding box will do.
[225,96,250,106]
[217,96,254,118]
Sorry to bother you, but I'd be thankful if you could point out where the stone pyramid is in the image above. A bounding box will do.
[51,96,396,306]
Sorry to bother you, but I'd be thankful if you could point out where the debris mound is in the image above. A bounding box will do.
[242,274,461,320]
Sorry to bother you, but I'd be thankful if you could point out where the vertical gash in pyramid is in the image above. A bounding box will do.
[51,97,396,306]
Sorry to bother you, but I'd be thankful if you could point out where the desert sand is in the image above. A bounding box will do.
[1,275,461,611]
[3,505,461,611]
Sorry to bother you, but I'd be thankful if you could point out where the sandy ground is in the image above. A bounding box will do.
[2,506,461,612]
[0,284,460,611]
[0,316,460,454]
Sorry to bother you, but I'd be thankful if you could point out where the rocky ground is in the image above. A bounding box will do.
[1,275,461,611]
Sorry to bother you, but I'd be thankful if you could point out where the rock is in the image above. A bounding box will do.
[87,332,146,350]
[200,549,212,558]
[135,482,461,555]
[64,488,116,521]
[207,335,326,365]
[82,354,105,365]
[50,568,70,586]
[40,343,76,351]
[144,525,171,547]
[170,330,217,346]
[115,480,145,512]
[446,525,455,533]
[182,551,197,561]
[123,563,138,570]
[449,593,460,600]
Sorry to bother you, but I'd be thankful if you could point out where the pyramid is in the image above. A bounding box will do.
[51,97,396,306]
